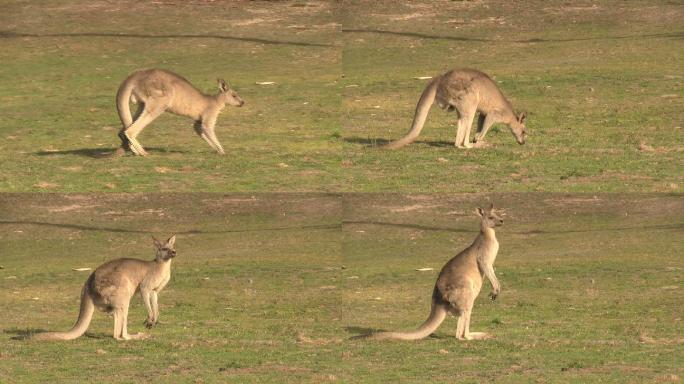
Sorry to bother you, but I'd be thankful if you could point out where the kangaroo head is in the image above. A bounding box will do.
[509,111,527,145]
[217,79,245,107]
[153,235,177,261]
[475,203,504,229]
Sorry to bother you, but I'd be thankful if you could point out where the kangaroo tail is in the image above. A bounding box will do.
[32,283,95,341]
[116,75,136,128]
[382,77,438,149]
[366,301,448,341]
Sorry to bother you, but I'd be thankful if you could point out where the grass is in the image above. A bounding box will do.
[0,1,682,383]
[341,1,684,192]
[1,193,683,382]
[0,1,682,192]
[0,1,341,192]
[0,193,343,383]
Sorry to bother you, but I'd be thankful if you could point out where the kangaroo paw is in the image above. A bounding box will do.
[464,332,491,340]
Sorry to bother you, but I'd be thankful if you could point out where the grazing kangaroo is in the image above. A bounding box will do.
[116,68,244,156]
[364,204,503,341]
[32,235,177,341]
[383,68,527,149]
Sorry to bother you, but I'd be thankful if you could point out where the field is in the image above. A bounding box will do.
[1,193,683,383]
[0,1,341,192]
[342,1,684,192]
[1,1,683,383]
[0,1,681,192]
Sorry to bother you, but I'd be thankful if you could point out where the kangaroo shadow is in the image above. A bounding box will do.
[35,147,189,158]
[344,136,454,148]
[5,327,46,340]
[345,325,378,339]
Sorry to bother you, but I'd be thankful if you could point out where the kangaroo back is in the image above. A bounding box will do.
[383,78,438,149]
[32,280,95,341]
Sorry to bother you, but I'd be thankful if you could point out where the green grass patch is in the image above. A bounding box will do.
[1,193,683,382]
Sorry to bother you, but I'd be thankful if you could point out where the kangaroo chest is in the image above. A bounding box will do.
[476,236,499,271]
[142,263,171,292]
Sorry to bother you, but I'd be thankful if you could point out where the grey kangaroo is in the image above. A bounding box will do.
[364,204,503,341]
[116,68,244,156]
[384,68,527,149]
[32,236,177,341]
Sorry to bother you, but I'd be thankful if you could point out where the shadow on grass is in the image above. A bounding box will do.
[345,326,378,340]
[344,220,475,233]
[35,147,188,158]
[344,136,454,148]
[6,220,678,235]
[342,29,684,44]
[0,31,333,47]
[0,220,341,234]
[345,220,684,234]
[5,328,46,340]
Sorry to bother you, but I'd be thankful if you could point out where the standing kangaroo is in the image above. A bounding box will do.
[383,68,527,149]
[116,68,245,156]
[32,235,177,341]
[364,204,503,341]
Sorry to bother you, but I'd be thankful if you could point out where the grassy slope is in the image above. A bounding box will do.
[1,193,683,382]
[342,1,684,192]
[0,1,341,192]
[0,194,343,383]
[341,193,684,382]
[0,1,682,192]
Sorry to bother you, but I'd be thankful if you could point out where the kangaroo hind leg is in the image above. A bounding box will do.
[120,301,147,340]
[123,105,165,156]
[454,105,477,149]
[113,307,124,340]
[463,306,490,340]
[118,103,145,152]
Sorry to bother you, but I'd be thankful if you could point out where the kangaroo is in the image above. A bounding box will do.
[116,68,245,156]
[364,204,503,341]
[383,68,527,149]
[32,235,177,341]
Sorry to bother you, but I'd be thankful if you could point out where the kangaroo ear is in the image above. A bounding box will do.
[489,202,494,211]
[217,78,229,92]
[475,207,485,217]
[518,111,527,123]
[152,236,162,249]
[166,235,176,247]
